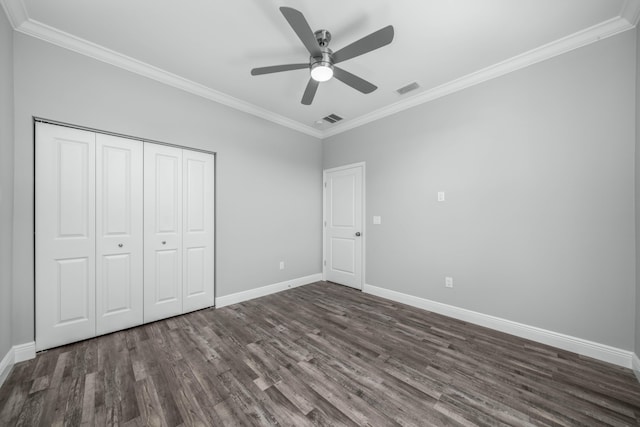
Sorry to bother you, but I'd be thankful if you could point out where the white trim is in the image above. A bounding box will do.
[633,353,640,383]
[322,16,635,138]
[322,162,366,290]
[215,274,322,308]
[621,0,640,26]
[1,0,635,139]
[0,0,28,29]
[7,16,322,139]
[14,341,35,363]
[0,346,14,388]
[0,341,36,388]
[363,284,633,369]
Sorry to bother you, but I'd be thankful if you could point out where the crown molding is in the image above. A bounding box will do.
[323,15,635,138]
[621,0,640,25]
[2,0,636,140]
[4,8,323,139]
[0,0,27,28]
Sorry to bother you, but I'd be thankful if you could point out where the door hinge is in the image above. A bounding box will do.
[324,182,327,188]
[323,260,326,266]
[324,221,326,227]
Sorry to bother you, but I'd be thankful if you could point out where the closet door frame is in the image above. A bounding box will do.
[33,118,216,349]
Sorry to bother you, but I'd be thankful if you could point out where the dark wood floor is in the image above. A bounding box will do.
[1,281,640,426]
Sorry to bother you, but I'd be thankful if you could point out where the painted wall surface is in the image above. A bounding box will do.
[12,34,323,345]
[636,25,640,358]
[324,31,636,350]
[0,11,14,359]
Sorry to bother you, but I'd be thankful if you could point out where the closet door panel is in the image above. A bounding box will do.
[36,123,96,351]
[182,151,215,312]
[96,134,143,335]
[144,144,183,322]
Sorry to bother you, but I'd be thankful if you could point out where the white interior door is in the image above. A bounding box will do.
[95,134,143,335]
[182,150,215,312]
[324,164,364,289]
[144,143,183,322]
[36,123,96,350]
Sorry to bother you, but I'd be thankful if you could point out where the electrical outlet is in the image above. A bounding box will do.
[279,261,285,270]
[445,277,453,288]
[438,191,445,202]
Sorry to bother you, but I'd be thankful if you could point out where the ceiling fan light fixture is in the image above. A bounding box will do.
[311,62,334,82]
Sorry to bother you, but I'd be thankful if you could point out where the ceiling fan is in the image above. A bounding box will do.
[251,7,394,105]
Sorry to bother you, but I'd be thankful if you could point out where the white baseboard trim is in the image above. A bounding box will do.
[0,346,14,388]
[14,342,36,363]
[363,284,633,369]
[633,353,640,383]
[216,273,322,308]
[0,341,36,388]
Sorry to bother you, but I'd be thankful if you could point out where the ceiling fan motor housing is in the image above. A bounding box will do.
[311,30,334,73]
[311,48,334,67]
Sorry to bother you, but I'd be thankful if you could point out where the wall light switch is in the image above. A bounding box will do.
[373,216,381,225]
[279,261,285,270]
[445,277,453,288]
[438,192,445,202]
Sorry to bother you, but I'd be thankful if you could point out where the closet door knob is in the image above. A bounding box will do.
[118,243,123,248]
[162,241,166,245]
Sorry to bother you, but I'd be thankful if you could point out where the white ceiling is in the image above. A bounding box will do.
[2,0,640,138]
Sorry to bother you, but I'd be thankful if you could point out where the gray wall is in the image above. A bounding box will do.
[636,25,640,358]
[0,10,14,357]
[324,31,636,350]
[12,34,323,345]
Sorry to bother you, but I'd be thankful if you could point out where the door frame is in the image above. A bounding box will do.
[322,162,366,290]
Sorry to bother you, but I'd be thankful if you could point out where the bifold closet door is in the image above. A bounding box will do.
[144,144,183,322]
[182,150,215,312]
[36,123,96,351]
[37,122,214,348]
[95,134,143,335]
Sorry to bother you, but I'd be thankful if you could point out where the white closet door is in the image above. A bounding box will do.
[182,150,215,312]
[144,144,183,322]
[95,134,143,335]
[36,123,96,351]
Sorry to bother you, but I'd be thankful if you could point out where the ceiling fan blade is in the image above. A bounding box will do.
[333,25,394,64]
[301,78,319,105]
[333,67,377,94]
[251,63,309,76]
[280,7,322,58]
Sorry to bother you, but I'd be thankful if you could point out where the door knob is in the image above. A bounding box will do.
[355,232,361,237]
[118,243,123,248]
[162,241,166,245]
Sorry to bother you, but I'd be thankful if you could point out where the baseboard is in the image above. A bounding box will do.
[633,353,640,383]
[0,341,36,388]
[14,342,36,363]
[215,273,322,308]
[363,284,633,369]
[0,346,14,388]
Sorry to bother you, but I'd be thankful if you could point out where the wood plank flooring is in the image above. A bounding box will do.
[1,281,640,426]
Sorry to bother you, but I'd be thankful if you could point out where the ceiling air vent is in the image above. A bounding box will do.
[396,82,420,95]
[322,114,343,124]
